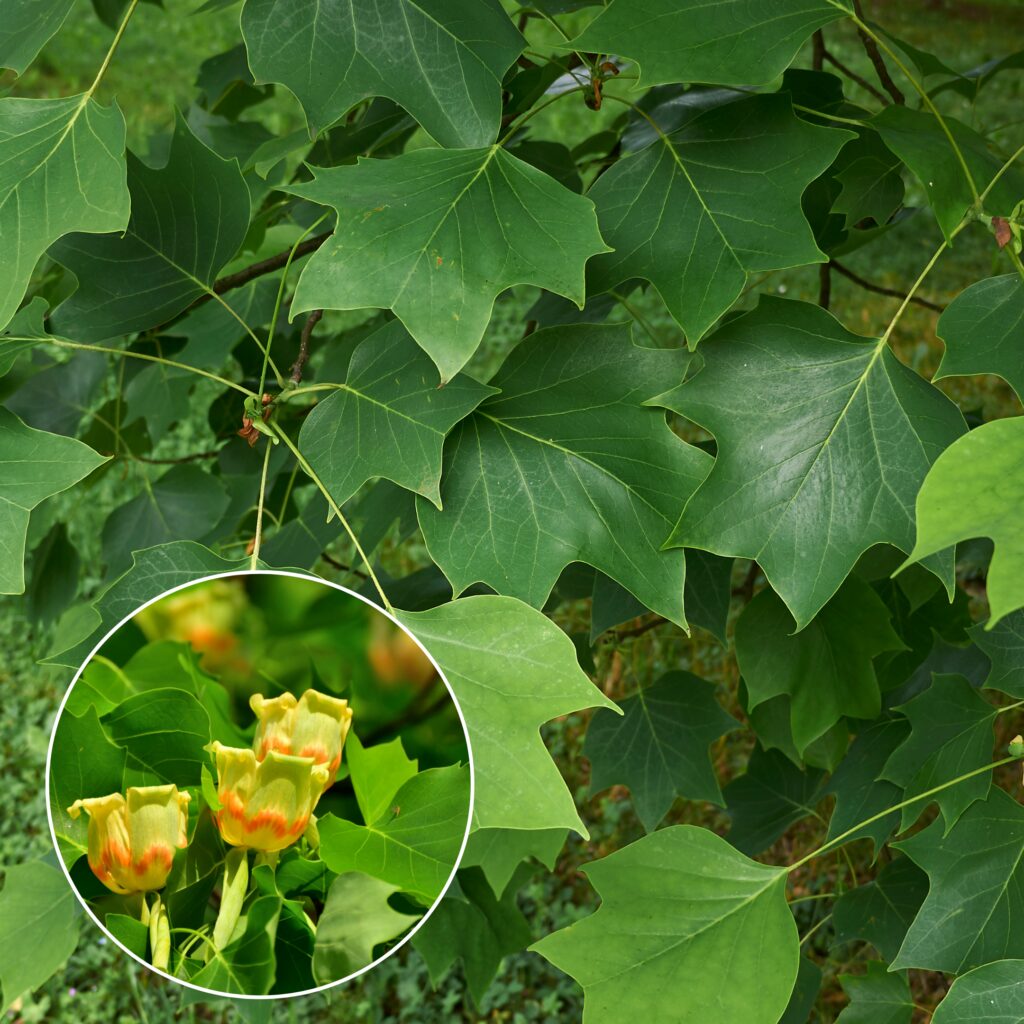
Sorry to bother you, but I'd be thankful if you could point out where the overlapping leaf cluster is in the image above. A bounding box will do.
[1,0,1024,1019]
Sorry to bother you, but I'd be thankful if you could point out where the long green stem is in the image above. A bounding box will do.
[211,847,249,952]
[85,0,139,99]
[250,440,273,570]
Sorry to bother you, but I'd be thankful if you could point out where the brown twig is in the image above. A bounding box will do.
[319,552,368,579]
[819,263,832,310]
[852,0,905,104]
[130,449,222,464]
[362,686,451,745]
[822,50,887,104]
[831,260,945,312]
[612,614,669,640]
[734,561,760,604]
[811,30,825,72]
[291,309,323,384]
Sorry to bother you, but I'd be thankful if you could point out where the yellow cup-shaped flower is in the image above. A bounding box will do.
[250,689,353,786]
[68,785,191,895]
[207,741,330,853]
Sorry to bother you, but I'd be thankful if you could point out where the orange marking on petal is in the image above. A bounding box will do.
[132,843,174,876]
[258,737,292,759]
[298,743,330,765]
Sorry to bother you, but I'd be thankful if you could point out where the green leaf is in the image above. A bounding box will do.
[0,0,75,76]
[66,657,133,717]
[935,275,1024,402]
[460,827,566,897]
[724,745,825,855]
[0,407,108,594]
[904,416,1024,628]
[103,686,212,785]
[0,860,80,1012]
[831,130,905,229]
[932,960,1024,1023]
[190,894,281,994]
[318,764,470,903]
[397,595,617,836]
[240,0,523,145]
[298,321,496,509]
[572,0,842,88]
[418,324,711,625]
[837,962,913,1024]
[584,671,740,831]
[50,116,250,341]
[586,94,850,344]
[971,610,1024,698]
[661,297,966,629]
[824,718,909,856]
[873,106,1024,240]
[414,866,532,1003]
[49,706,127,866]
[104,914,149,958]
[531,825,799,1024]
[0,94,130,332]
[101,465,231,574]
[345,732,418,827]
[832,857,928,963]
[780,956,822,1024]
[312,873,419,981]
[736,576,904,754]
[882,673,996,831]
[287,147,609,382]
[26,522,80,626]
[893,787,1024,973]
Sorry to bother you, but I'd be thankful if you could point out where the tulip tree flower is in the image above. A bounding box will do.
[206,741,331,854]
[250,688,353,785]
[68,785,191,895]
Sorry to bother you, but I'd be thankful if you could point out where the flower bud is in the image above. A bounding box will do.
[68,785,190,895]
[206,741,330,853]
[250,689,353,786]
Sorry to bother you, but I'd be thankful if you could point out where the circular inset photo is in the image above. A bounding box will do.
[45,571,472,998]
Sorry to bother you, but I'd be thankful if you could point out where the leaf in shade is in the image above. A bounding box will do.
[780,956,822,1024]
[585,94,850,344]
[902,417,1024,628]
[460,827,566,897]
[831,130,905,229]
[418,324,711,626]
[26,522,80,626]
[724,745,825,856]
[0,94,130,332]
[971,610,1024,698]
[832,857,928,963]
[414,866,533,1003]
[660,297,966,629]
[824,718,909,857]
[298,321,496,509]
[0,860,80,1013]
[837,962,913,1024]
[286,147,609,382]
[0,0,75,76]
[935,275,1024,402]
[571,0,842,89]
[584,671,740,831]
[893,788,1024,973]
[531,826,799,1024]
[190,894,281,994]
[312,873,418,981]
[736,577,904,754]
[317,765,470,904]
[398,596,617,835]
[932,960,1024,1024]
[50,116,250,341]
[0,408,108,595]
[345,733,418,828]
[745,691,850,772]
[241,0,523,145]
[4,351,106,437]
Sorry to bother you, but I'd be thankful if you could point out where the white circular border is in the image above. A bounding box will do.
[44,568,476,1001]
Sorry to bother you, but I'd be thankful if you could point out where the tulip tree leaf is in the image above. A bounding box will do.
[837,962,914,1024]
[661,297,966,629]
[190,894,281,994]
[971,610,1024,698]
[832,857,928,963]
[49,116,249,341]
[0,408,109,595]
[735,576,904,754]
[418,324,712,626]
[287,147,609,382]
[460,827,567,896]
[531,826,799,1024]
[572,0,842,89]
[0,95,130,332]
[893,788,1024,973]
[318,764,470,903]
[312,873,419,981]
[831,130,905,229]
[0,860,80,1013]
[586,94,850,344]
[935,275,1024,402]
[241,0,523,145]
[903,417,1024,628]
[0,0,75,76]
[584,671,740,831]
[398,595,618,835]
[932,960,1024,1024]
[882,674,996,832]
[298,321,497,510]
[345,732,419,827]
